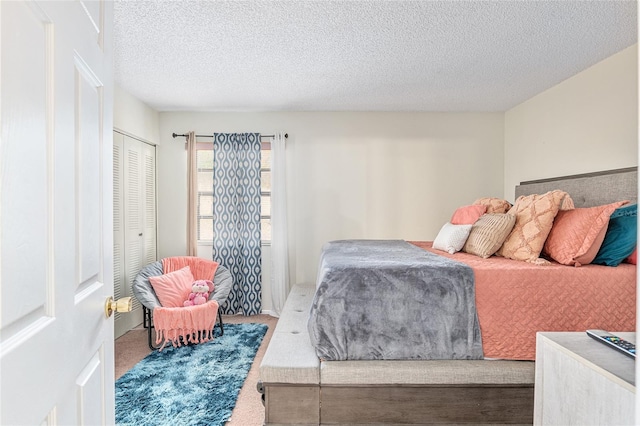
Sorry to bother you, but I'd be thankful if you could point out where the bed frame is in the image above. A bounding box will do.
[259,167,637,425]
[515,167,637,207]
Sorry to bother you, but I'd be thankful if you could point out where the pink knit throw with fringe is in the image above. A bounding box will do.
[153,300,219,350]
[153,257,221,350]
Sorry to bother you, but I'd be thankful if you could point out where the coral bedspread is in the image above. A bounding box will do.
[411,241,636,360]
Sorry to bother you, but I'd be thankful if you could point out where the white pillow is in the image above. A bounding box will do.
[432,222,472,254]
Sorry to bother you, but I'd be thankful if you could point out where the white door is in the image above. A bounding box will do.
[1,1,115,425]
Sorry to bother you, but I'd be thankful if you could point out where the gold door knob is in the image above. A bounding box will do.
[105,296,133,318]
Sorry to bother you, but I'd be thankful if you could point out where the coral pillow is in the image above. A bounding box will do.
[149,266,195,308]
[497,190,572,264]
[433,222,472,254]
[593,204,638,266]
[543,201,627,266]
[450,205,487,225]
[463,213,516,258]
[473,198,512,214]
[625,249,637,265]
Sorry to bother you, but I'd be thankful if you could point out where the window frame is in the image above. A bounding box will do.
[196,148,214,244]
[195,141,271,245]
[260,145,271,246]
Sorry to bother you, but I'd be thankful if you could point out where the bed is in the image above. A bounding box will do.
[259,167,637,425]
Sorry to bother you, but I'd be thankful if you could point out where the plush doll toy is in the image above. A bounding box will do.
[184,280,214,306]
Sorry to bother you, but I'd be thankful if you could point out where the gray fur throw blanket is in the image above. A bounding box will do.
[308,240,483,360]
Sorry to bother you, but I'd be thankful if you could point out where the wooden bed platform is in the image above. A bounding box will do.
[260,283,534,425]
[258,167,637,425]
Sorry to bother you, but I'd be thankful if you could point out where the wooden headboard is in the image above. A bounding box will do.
[515,167,638,208]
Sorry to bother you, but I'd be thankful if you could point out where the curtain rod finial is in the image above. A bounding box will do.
[172,132,178,138]
[285,133,288,139]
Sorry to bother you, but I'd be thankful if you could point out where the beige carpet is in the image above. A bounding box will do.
[115,314,278,426]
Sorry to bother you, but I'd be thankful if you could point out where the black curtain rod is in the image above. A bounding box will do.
[172,132,288,139]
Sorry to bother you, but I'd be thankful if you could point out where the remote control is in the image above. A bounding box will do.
[586,329,636,359]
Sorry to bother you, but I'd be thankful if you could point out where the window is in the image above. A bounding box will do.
[196,148,214,242]
[260,146,272,242]
[196,144,271,244]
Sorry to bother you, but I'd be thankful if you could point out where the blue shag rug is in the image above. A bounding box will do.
[116,323,268,426]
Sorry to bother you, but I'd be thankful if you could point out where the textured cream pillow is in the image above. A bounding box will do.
[496,190,573,263]
[473,197,512,214]
[432,222,472,254]
[560,196,575,210]
[463,214,517,258]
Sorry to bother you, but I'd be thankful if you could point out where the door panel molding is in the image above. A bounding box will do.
[0,2,59,364]
[74,53,103,289]
[75,350,104,425]
[0,315,54,358]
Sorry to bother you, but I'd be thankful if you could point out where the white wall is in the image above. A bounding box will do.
[158,112,505,306]
[122,42,639,314]
[114,84,160,143]
[505,48,639,411]
[504,44,638,201]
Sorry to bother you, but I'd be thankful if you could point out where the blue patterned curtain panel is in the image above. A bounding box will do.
[212,133,262,315]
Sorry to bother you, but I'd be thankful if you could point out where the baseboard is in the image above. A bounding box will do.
[261,309,280,318]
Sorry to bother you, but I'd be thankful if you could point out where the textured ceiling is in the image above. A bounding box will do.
[113,0,637,112]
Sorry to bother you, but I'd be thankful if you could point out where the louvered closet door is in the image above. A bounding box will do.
[141,142,157,269]
[113,133,157,338]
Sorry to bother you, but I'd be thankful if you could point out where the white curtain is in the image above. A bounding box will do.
[270,131,289,316]
[186,131,198,256]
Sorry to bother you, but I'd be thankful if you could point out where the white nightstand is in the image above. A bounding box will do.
[534,331,635,425]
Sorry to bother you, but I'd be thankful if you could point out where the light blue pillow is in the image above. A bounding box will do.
[592,204,637,266]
